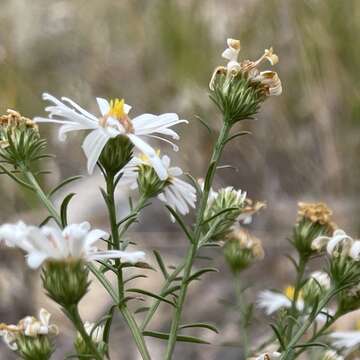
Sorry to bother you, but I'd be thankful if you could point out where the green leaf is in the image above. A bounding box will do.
[0,164,34,190]
[60,193,76,227]
[203,161,216,192]
[153,250,169,279]
[126,288,176,307]
[124,274,148,284]
[179,322,219,334]
[143,331,210,344]
[293,342,328,349]
[270,323,286,351]
[162,285,181,297]
[165,205,193,243]
[224,131,251,145]
[194,115,212,134]
[134,307,150,314]
[201,207,239,225]
[39,216,54,227]
[103,305,117,345]
[186,268,218,283]
[48,175,82,197]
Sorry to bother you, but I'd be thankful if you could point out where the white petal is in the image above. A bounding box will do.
[96,97,110,116]
[26,252,48,269]
[84,229,109,249]
[127,134,167,180]
[257,290,292,315]
[82,129,110,174]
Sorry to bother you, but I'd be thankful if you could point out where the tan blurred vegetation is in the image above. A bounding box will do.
[0,0,359,359]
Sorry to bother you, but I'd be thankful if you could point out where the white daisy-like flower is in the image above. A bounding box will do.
[330,330,360,349]
[34,94,187,177]
[121,152,196,217]
[257,288,304,315]
[0,221,145,269]
[19,309,59,337]
[312,229,355,257]
[84,321,104,344]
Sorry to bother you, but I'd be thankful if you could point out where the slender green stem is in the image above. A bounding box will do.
[141,261,185,331]
[21,166,62,226]
[66,305,103,360]
[105,173,151,360]
[286,256,307,343]
[164,123,231,359]
[235,276,250,358]
[280,289,336,360]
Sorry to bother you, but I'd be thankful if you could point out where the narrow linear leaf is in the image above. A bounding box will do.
[60,193,76,227]
[194,115,213,134]
[134,307,150,314]
[187,268,218,283]
[103,305,117,345]
[143,331,210,344]
[124,274,148,284]
[224,131,251,145]
[165,205,193,243]
[39,216,54,227]
[48,175,82,197]
[201,207,239,225]
[153,250,169,279]
[179,323,219,334]
[270,324,286,351]
[0,164,34,190]
[126,288,176,307]
[293,342,328,349]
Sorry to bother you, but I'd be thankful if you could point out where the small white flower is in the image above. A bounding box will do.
[34,94,187,177]
[84,322,104,344]
[322,350,344,360]
[20,309,59,337]
[257,290,292,315]
[309,271,331,290]
[122,152,196,218]
[0,221,145,268]
[330,331,360,349]
[312,229,355,257]
[0,327,18,351]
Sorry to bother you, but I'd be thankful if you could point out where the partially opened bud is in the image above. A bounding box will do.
[75,322,106,357]
[223,229,264,273]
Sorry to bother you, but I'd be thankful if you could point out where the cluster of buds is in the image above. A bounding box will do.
[209,39,282,124]
[0,309,58,359]
[0,109,43,167]
[292,202,336,257]
[75,321,106,357]
[223,228,264,273]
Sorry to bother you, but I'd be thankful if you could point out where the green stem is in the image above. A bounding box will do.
[235,276,250,358]
[280,289,336,360]
[141,261,185,331]
[105,173,151,360]
[164,123,231,359]
[66,305,103,360]
[286,256,307,343]
[21,167,62,226]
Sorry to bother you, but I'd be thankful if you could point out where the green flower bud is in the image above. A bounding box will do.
[203,187,247,241]
[0,109,46,168]
[16,334,54,360]
[223,229,264,273]
[292,202,335,257]
[42,260,89,307]
[302,271,331,304]
[137,163,168,198]
[98,135,134,175]
[75,322,106,358]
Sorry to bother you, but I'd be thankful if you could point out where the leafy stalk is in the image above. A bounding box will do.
[164,122,231,359]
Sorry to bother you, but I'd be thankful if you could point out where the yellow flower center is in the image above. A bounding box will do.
[284,286,295,300]
[108,98,126,120]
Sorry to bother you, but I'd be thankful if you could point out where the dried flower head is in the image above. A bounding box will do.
[223,228,264,273]
[297,202,336,231]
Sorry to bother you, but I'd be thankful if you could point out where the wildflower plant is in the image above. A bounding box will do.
[1,37,357,360]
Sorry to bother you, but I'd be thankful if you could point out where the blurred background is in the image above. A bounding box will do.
[0,0,359,359]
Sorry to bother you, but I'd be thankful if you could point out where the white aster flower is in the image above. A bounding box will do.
[0,221,145,268]
[34,94,187,177]
[19,308,58,337]
[257,288,304,315]
[84,321,104,344]
[122,152,196,217]
[330,331,360,349]
[312,229,355,257]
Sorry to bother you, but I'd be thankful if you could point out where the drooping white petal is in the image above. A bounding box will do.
[127,134,167,180]
[82,129,111,174]
[257,290,292,315]
[88,250,146,264]
[330,331,360,349]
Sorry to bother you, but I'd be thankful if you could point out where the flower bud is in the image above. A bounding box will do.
[98,135,134,175]
[75,322,106,357]
[42,260,89,307]
[16,334,54,360]
[0,109,44,168]
[223,229,264,273]
[302,271,331,304]
[137,163,168,198]
[292,202,336,257]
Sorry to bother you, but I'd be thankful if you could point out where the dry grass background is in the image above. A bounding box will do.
[0,0,359,359]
